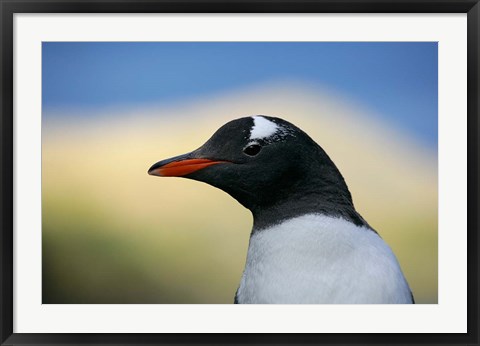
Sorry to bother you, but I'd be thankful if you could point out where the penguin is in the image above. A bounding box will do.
[148,115,414,304]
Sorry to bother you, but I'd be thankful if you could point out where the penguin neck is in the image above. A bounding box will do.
[250,168,367,232]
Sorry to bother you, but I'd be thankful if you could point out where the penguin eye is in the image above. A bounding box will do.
[243,144,262,156]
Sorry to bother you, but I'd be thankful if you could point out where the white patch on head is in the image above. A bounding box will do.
[236,214,413,304]
[249,116,280,140]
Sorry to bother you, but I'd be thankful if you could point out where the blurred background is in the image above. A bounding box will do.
[42,42,438,304]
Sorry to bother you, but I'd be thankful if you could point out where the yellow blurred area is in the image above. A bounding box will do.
[42,82,437,303]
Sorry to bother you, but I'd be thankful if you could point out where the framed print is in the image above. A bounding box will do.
[1,1,479,345]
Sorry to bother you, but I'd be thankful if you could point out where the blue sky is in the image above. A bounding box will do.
[42,42,437,147]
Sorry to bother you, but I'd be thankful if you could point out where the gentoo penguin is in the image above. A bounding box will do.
[148,115,414,304]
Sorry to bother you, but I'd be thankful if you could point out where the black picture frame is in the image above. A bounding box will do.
[1,1,479,345]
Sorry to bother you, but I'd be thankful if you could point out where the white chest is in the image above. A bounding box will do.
[236,214,412,304]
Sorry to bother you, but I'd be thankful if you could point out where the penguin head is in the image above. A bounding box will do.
[148,115,352,214]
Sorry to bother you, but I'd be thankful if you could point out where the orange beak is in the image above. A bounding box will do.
[148,158,226,177]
